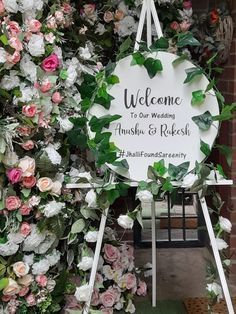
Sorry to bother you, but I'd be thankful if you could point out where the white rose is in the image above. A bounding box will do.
[23,254,34,266]
[20,55,37,82]
[18,156,35,177]
[77,256,94,271]
[182,173,198,188]
[3,279,20,296]
[215,238,228,251]
[206,282,223,301]
[136,190,153,203]
[85,189,97,208]
[32,259,50,275]
[75,284,92,302]
[1,72,20,90]
[28,34,45,57]
[219,216,232,233]
[57,117,74,133]
[28,196,41,207]
[13,261,29,277]
[117,215,134,229]
[84,231,98,243]
[0,48,7,63]
[50,181,62,196]
[3,0,18,13]
[43,201,65,218]
[125,299,136,314]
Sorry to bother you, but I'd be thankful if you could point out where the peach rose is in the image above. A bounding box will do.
[0,0,5,15]
[22,104,37,118]
[21,140,34,151]
[27,19,42,32]
[137,281,147,296]
[124,273,137,290]
[18,156,35,177]
[114,10,124,21]
[20,222,31,237]
[5,196,21,211]
[37,177,53,192]
[47,16,57,30]
[104,11,114,23]
[91,288,100,306]
[50,181,62,196]
[22,176,37,189]
[3,279,20,296]
[13,262,29,277]
[18,274,34,287]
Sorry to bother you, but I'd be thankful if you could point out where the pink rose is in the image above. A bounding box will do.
[180,21,191,32]
[7,168,22,184]
[8,21,21,35]
[22,176,37,189]
[62,3,72,13]
[137,281,147,296]
[20,204,32,216]
[20,222,31,237]
[27,19,42,32]
[0,0,5,15]
[9,37,23,51]
[5,196,21,211]
[91,288,100,306]
[6,51,21,64]
[100,287,118,308]
[2,295,13,302]
[22,104,37,118]
[83,4,96,16]
[39,81,52,93]
[103,244,120,263]
[118,273,137,290]
[55,11,64,23]
[52,91,62,104]
[41,53,59,72]
[104,11,114,23]
[170,21,180,31]
[26,294,36,306]
[36,275,48,287]
[183,1,192,10]
[21,140,34,151]
[47,17,57,30]
[114,10,124,21]
[19,286,29,297]
[44,32,55,44]
[100,307,113,314]
[17,126,31,136]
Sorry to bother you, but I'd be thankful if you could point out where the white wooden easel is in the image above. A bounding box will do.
[68,1,235,313]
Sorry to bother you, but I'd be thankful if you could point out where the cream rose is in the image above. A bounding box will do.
[50,181,62,196]
[13,261,29,277]
[18,274,34,286]
[3,278,20,296]
[219,216,232,233]
[37,177,53,192]
[18,156,35,177]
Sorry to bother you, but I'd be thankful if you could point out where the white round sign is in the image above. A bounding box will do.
[89,52,219,181]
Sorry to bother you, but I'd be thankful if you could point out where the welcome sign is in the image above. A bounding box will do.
[90,52,219,181]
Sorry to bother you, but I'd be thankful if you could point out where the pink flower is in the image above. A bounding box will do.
[118,273,137,290]
[20,204,32,216]
[6,51,21,64]
[7,21,21,35]
[55,11,64,24]
[21,140,34,151]
[36,275,48,287]
[91,288,100,306]
[0,0,5,15]
[170,21,180,31]
[22,176,37,189]
[41,53,60,72]
[26,294,36,306]
[27,19,42,32]
[5,196,21,211]
[103,11,114,23]
[100,287,118,308]
[44,32,55,44]
[20,222,31,237]
[52,91,62,104]
[180,21,191,32]
[47,17,57,30]
[39,81,52,93]
[22,104,37,118]
[7,168,22,184]
[2,295,13,302]
[9,37,23,51]
[18,287,29,297]
[103,244,120,263]
[183,1,192,10]
[83,4,96,16]
[137,281,147,296]
[17,126,32,136]
[100,307,113,314]
[62,3,72,13]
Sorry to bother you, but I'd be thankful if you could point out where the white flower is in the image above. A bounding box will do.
[3,0,18,13]
[114,16,137,37]
[0,241,19,256]
[46,279,56,292]
[15,83,39,103]
[79,171,92,181]
[223,259,231,267]
[206,282,223,302]
[12,261,29,277]
[143,262,152,277]
[34,233,57,254]
[28,34,45,57]
[44,144,62,165]
[32,259,50,275]
[23,254,35,266]
[1,71,20,90]
[46,249,61,266]
[23,224,46,252]
[95,23,106,35]
[182,173,198,188]
[207,170,224,181]
[115,297,125,310]
[57,117,74,133]
[75,284,92,302]
[77,256,94,271]
[219,216,232,233]
[79,45,91,60]
[85,189,97,208]
[7,232,25,244]
[102,265,114,280]
[0,48,7,63]
[65,57,80,87]
[51,181,62,196]
[43,201,65,218]
[215,238,228,251]
[28,196,41,207]
[44,32,56,44]
[117,215,134,229]
[84,231,98,243]
[20,54,37,82]
[125,299,136,314]
[136,190,153,203]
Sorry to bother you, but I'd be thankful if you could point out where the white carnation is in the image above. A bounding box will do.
[0,241,19,256]
[28,34,45,57]
[117,215,134,229]
[84,231,98,243]
[95,23,106,35]
[206,282,223,302]
[20,55,37,82]
[44,144,62,165]
[75,284,92,302]
[7,232,25,244]
[65,58,79,87]
[23,225,46,252]
[14,83,39,103]
[46,249,61,266]
[78,256,94,271]
[114,16,137,37]
[85,189,97,208]
[32,259,50,275]
[182,173,198,188]
[1,71,20,90]
[28,196,41,207]
[0,48,7,63]
[23,254,35,266]
[79,45,91,60]
[57,117,74,133]
[136,190,153,203]
[34,233,57,254]
[219,216,232,233]
[3,0,18,13]
[43,201,65,218]
[215,238,228,251]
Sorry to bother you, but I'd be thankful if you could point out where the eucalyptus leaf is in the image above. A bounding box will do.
[192,111,213,131]
[21,188,31,198]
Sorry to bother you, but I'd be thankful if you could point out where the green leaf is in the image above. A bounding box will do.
[0,278,9,290]
[216,91,225,104]
[112,159,129,170]
[162,178,173,192]
[67,131,88,149]
[191,90,206,106]
[150,182,160,195]
[200,140,211,156]
[192,111,213,131]
[215,144,232,166]
[119,36,132,53]
[71,219,85,234]
[21,188,31,198]
[190,179,204,192]
[89,115,121,133]
[94,93,114,110]
[80,98,91,113]
[105,61,116,77]
[177,32,201,48]
[106,75,119,85]
[0,138,6,154]
[216,164,226,178]
[150,37,169,50]
[131,51,146,66]
[168,162,190,181]
[172,54,188,67]
[205,79,215,92]
[80,207,99,220]
[153,159,167,176]
[69,117,87,127]
[144,58,163,78]
[213,103,236,121]
[0,34,8,45]
[59,69,68,80]
[184,67,203,84]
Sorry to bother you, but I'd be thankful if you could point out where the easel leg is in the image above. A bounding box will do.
[151,201,157,307]
[199,194,234,314]
[83,207,109,314]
